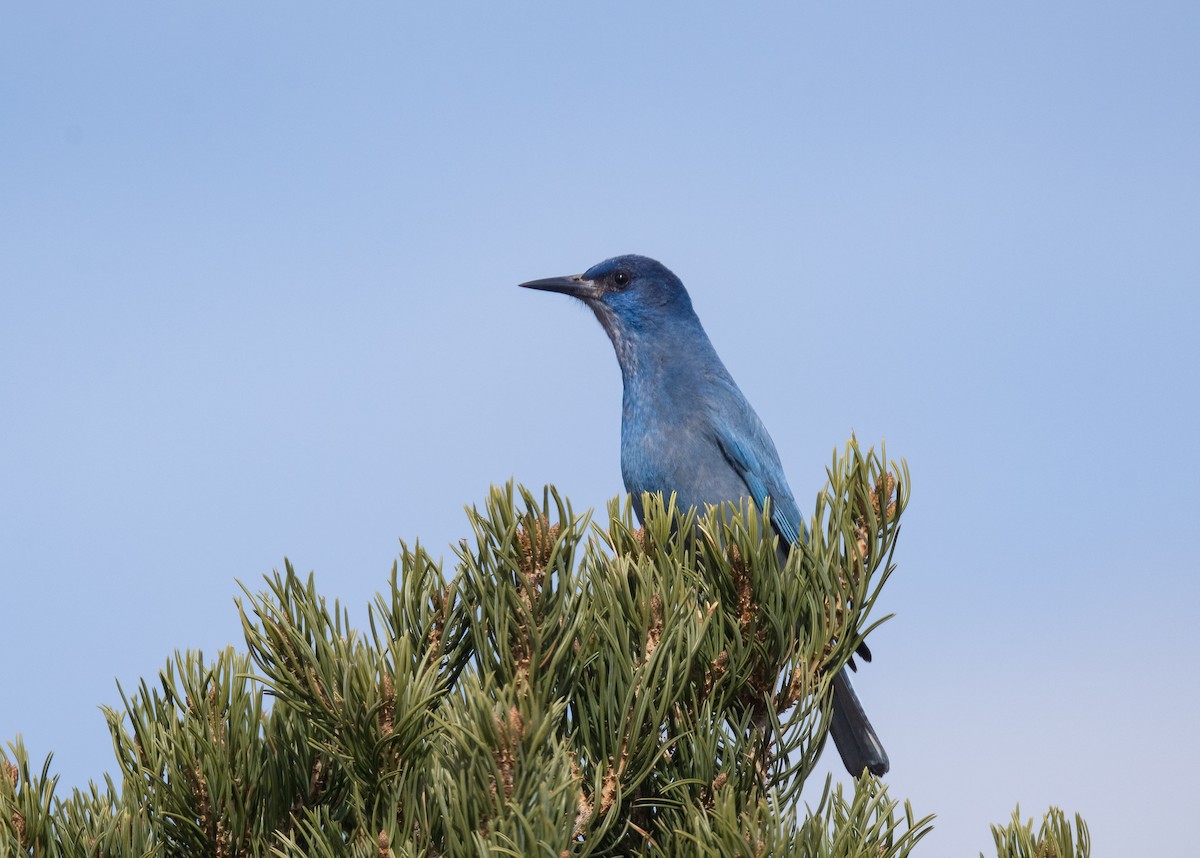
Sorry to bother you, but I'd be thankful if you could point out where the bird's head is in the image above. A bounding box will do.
[519,255,696,351]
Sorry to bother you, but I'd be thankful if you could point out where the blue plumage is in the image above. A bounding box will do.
[520,254,888,776]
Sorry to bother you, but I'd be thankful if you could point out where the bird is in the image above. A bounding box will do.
[519,253,889,777]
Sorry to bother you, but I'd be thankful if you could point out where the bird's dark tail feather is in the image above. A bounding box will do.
[829,668,889,777]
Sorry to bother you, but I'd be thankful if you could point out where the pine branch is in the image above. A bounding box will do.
[0,441,1089,856]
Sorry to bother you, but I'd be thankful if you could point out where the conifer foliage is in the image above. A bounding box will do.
[1,441,1088,856]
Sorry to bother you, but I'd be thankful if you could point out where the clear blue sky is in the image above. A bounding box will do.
[2,3,1197,854]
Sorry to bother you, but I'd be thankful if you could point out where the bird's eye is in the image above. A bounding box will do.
[613,271,630,288]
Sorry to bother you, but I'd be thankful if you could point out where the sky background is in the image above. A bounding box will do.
[2,2,1198,854]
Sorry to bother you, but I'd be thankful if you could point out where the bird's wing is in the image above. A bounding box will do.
[714,426,806,546]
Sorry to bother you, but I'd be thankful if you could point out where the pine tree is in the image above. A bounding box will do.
[0,440,1088,856]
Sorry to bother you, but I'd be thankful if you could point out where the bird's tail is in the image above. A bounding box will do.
[829,668,889,777]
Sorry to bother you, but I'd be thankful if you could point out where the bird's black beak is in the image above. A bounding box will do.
[518,274,602,300]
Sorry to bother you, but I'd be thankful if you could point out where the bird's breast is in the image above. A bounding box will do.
[619,402,749,521]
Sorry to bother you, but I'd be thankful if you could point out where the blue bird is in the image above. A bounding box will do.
[520,253,889,777]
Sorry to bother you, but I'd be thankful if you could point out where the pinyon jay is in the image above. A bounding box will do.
[519,253,888,777]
